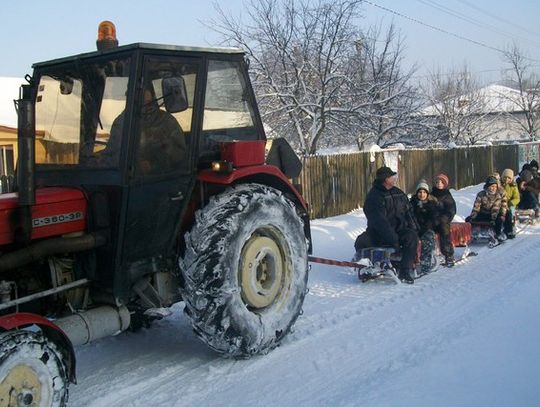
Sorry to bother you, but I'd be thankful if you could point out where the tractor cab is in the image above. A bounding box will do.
[26,42,265,301]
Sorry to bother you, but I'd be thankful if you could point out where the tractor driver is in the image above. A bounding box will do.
[85,82,187,173]
[135,84,187,175]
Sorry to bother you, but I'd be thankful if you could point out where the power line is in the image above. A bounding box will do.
[456,0,540,40]
[363,0,504,53]
[415,0,540,49]
[362,0,540,63]
[416,0,540,50]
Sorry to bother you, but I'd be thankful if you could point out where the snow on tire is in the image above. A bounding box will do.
[181,183,308,357]
[0,330,69,406]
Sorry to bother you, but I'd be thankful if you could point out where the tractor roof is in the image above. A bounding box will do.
[32,42,245,69]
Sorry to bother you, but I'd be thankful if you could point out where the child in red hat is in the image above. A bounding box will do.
[431,173,456,267]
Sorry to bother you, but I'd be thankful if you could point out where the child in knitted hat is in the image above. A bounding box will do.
[410,180,439,274]
[468,175,506,241]
[501,169,519,238]
[431,173,456,267]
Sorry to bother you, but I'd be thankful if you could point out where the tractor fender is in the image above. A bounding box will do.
[0,312,77,383]
[198,165,308,211]
[198,165,312,252]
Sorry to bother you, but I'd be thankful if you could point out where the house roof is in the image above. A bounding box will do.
[422,84,529,116]
[0,77,23,128]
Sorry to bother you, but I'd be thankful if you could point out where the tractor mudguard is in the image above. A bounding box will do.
[0,312,77,383]
[198,165,308,212]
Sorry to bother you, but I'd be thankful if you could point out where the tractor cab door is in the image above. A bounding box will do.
[121,56,200,269]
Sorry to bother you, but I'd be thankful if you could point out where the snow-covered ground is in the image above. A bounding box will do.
[69,184,540,406]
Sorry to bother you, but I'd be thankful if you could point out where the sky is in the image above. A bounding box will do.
[1,0,540,84]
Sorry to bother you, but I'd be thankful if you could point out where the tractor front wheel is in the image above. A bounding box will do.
[0,330,69,407]
[181,183,308,357]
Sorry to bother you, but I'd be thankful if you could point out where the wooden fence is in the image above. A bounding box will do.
[296,142,540,219]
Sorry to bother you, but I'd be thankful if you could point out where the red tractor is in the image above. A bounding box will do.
[0,22,310,405]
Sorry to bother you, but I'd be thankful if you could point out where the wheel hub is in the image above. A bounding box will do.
[240,235,284,309]
[0,363,42,407]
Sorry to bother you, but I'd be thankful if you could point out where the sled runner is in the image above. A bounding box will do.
[515,209,539,225]
[470,221,504,248]
[353,247,402,284]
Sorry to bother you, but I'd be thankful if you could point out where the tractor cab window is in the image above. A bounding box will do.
[34,57,130,167]
[133,58,197,176]
[201,60,258,160]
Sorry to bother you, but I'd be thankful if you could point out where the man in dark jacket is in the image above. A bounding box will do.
[355,166,419,283]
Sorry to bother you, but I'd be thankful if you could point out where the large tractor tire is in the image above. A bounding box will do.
[181,183,308,357]
[0,330,69,407]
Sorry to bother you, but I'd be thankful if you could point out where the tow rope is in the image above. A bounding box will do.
[308,255,364,269]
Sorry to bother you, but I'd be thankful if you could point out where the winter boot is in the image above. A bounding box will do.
[399,269,414,284]
[444,255,455,268]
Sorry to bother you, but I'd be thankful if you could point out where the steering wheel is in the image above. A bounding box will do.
[80,139,109,153]
[82,140,108,148]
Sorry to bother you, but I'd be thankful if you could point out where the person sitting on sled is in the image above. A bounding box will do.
[491,171,509,231]
[529,159,539,177]
[354,166,419,284]
[410,180,439,274]
[500,168,520,239]
[467,175,506,240]
[431,173,456,267]
[517,166,540,218]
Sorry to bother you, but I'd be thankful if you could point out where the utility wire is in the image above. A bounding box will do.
[416,0,540,50]
[363,0,540,63]
[456,0,540,39]
[363,0,504,53]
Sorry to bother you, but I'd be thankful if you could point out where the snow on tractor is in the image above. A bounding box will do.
[0,22,311,405]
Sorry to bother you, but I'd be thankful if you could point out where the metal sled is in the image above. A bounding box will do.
[470,221,501,248]
[515,209,538,225]
[353,247,401,284]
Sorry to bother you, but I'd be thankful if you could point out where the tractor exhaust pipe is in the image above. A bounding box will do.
[15,82,36,244]
[55,305,131,346]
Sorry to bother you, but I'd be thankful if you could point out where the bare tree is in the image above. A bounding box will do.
[210,0,365,154]
[349,23,427,149]
[423,66,502,145]
[501,44,540,140]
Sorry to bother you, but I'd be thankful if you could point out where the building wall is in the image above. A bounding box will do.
[483,112,530,142]
[0,125,17,176]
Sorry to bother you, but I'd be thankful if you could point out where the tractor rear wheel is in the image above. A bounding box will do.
[0,330,69,407]
[181,183,308,357]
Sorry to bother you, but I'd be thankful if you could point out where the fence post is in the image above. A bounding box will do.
[453,148,459,190]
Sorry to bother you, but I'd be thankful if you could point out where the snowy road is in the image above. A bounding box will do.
[69,186,540,406]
